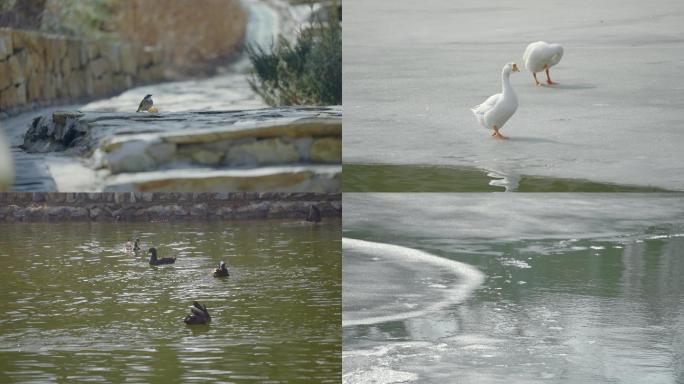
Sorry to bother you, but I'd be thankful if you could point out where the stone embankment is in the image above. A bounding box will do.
[0,192,341,221]
[22,106,342,192]
[0,28,164,117]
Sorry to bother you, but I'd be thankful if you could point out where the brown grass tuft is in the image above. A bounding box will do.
[117,0,247,74]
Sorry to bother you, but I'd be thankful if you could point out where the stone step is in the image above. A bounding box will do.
[103,164,341,192]
[20,106,342,192]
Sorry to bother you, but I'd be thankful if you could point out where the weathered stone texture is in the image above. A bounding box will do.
[0,193,342,222]
[0,27,164,116]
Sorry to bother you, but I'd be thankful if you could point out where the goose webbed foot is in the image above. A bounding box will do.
[492,126,508,140]
[545,68,555,85]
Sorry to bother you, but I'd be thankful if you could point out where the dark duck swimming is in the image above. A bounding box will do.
[184,301,211,324]
[213,261,229,277]
[133,238,141,252]
[148,247,176,265]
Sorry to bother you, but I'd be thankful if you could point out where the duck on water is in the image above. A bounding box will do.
[184,301,211,325]
[148,247,176,265]
[213,261,229,277]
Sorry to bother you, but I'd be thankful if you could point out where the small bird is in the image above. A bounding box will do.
[136,94,154,112]
[148,247,176,265]
[184,301,211,324]
[133,238,141,252]
[522,41,564,86]
[213,261,229,277]
[471,63,520,139]
[306,205,321,223]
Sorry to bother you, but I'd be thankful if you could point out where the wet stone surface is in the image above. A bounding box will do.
[20,106,342,192]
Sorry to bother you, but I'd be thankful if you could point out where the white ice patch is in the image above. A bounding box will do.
[342,238,485,327]
[343,367,419,384]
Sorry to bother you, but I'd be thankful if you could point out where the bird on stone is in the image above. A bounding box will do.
[136,94,154,112]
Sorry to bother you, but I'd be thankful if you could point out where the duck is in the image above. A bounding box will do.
[148,247,176,265]
[124,240,133,252]
[471,62,520,139]
[213,261,230,277]
[306,204,321,223]
[184,301,211,324]
[522,41,564,86]
[133,238,141,252]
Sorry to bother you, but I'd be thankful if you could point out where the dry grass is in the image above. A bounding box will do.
[117,0,247,73]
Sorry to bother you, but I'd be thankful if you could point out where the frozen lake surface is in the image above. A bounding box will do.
[343,0,684,190]
[343,194,684,383]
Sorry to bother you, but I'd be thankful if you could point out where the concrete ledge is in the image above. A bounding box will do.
[102,165,341,192]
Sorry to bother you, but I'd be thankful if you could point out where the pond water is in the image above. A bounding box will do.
[343,194,684,384]
[0,219,341,383]
[342,164,670,192]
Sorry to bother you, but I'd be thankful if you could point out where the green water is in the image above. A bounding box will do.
[343,164,671,192]
[0,220,341,383]
[342,194,684,383]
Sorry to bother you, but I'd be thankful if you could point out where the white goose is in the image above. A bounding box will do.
[471,62,519,139]
[522,41,564,86]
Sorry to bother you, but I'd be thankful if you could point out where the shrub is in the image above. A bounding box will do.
[246,5,341,106]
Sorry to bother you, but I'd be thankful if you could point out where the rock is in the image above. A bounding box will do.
[71,207,89,219]
[46,206,71,220]
[22,107,341,192]
[216,206,235,219]
[26,206,47,220]
[27,77,44,102]
[146,142,176,164]
[0,87,11,110]
[67,39,82,70]
[191,148,223,165]
[190,203,209,217]
[14,30,43,53]
[0,60,12,90]
[8,55,24,85]
[224,138,300,166]
[89,57,109,79]
[88,42,100,60]
[106,141,158,173]
[0,33,12,61]
[293,137,313,160]
[53,111,84,125]
[310,138,342,163]
[101,44,122,72]
[14,82,27,105]
[89,206,102,219]
[235,202,269,219]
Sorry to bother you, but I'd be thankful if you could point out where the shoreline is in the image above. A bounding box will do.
[0,192,341,222]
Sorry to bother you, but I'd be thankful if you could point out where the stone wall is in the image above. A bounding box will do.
[0,192,341,221]
[0,28,164,117]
